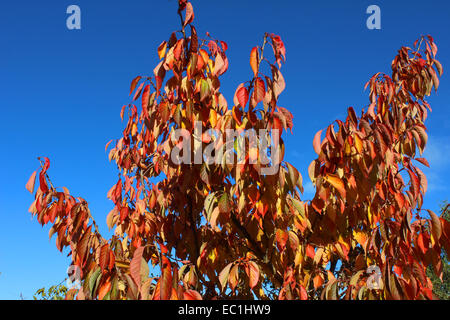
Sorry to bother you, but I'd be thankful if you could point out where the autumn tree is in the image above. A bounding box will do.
[26,1,450,300]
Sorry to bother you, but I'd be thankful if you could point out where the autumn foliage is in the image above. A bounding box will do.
[26,1,450,300]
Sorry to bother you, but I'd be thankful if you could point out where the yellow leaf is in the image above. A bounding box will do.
[157,41,167,60]
[354,133,363,154]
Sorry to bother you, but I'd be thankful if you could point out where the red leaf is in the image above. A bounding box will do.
[235,86,249,108]
[253,77,265,104]
[183,289,202,300]
[416,157,430,168]
[407,169,420,199]
[39,172,48,193]
[142,84,150,110]
[99,244,110,272]
[174,39,184,60]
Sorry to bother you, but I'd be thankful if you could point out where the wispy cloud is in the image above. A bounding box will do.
[423,135,450,168]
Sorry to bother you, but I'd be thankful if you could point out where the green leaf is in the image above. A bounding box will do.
[218,193,231,214]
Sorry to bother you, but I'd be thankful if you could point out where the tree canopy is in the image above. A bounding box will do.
[26,0,449,300]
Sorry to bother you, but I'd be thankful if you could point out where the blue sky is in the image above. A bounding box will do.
[0,0,449,299]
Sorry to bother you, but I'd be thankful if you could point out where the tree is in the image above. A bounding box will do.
[427,202,450,299]
[26,0,449,300]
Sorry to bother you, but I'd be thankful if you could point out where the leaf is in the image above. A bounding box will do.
[415,167,428,194]
[286,161,302,190]
[234,85,249,108]
[98,280,111,300]
[324,174,346,198]
[219,263,233,291]
[271,65,286,98]
[26,171,37,194]
[250,47,259,77]
[313,129,323,155]
[434,59,443,76]
[228,264,239,290]
[157,41,167,60]
[133,82,144,101]
[183,2,194,27]
[214,53,225,76]
[276,229,288,250]
[218,193,231,214]
[183,289,202,300]
[313,247,324,265]
[200,79,210,101]
[415,157,430,168]
[246,261,260,289]
[428,210,442,245]
[89,268,102,298]
[292,198,306,219]
[141,84,150,111]
[99,244,110,272]
[204,192,217,218]
[160,256,172,300]
[253,77,265,104]
[407,169,420,199]
[350,270,365,286]
[430,67,440,91]
[130,246,145,288]
[353,230,368,247]
[130,76,141,96]
[313,274,324,289]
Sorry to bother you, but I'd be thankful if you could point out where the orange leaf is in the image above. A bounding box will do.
[313,274,324,289]
[250,47,259,77]
[25,171,37,194]
[324,174,346,198]
[246,261,260,289]
[219,263,233,291]
[160,256,172,300]
[98,280,111,300]
[130,76,141,96]
[276,229,288,250]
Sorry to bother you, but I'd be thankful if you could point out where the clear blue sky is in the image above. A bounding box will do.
[0,0,449,299]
